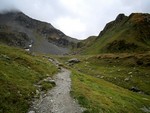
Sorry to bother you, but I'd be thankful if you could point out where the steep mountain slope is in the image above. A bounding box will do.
[78,13,150,54]
[0,44,58,113]
[0,11,78,54]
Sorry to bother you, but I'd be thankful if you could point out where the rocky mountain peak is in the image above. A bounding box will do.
[98,13,128,37]
[115,13,127,22]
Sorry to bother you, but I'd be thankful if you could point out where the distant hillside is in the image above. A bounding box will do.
[77,13,150,54]
[73,36,96,54]
[0,11,78,54]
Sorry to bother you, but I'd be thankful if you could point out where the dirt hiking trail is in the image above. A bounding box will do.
[28,67,84,113]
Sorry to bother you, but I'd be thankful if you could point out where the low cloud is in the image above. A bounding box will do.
[0,0,150,39]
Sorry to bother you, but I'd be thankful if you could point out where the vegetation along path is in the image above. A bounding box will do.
[28,64,84,113]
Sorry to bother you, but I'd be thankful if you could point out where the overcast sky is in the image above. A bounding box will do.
[0,0,150,39]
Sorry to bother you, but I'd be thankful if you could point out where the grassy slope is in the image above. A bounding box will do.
[79,13,150,55]
[0,44,58,113]
[56,54,150,113]
[71,70,150,113]
[71,54,150,95]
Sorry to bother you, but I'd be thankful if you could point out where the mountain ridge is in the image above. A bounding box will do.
[76,12,150,54]
[0,11,78,54]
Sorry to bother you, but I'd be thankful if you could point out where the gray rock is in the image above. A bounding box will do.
[48,58,53,62]
[44,77,52,81]
[25,48,30,51]
[130,86,140,92]
[29,44,32,47]
[140,106,150,113]
[68,58,80,63]
[43,77,55,85]
[36,90,39,95]
[28,111,35,113]
[124,77,130,81]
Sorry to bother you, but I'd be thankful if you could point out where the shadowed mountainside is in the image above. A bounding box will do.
[0,11,78,54]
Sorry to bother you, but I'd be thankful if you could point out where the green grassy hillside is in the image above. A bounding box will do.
[71,70,150,113]
[0,44,58,113]
[56,53,150,112]
[78,13,150,54]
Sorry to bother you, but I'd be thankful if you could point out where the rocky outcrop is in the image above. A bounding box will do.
[0,31,31,48]
[115,13,127,22]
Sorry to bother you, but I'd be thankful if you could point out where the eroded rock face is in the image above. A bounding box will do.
[0,31,30,48]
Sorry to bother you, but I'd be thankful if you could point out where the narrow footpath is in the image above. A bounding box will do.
[28,58,84,113]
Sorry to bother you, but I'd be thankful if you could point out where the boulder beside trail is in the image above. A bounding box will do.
[68,58,80,64]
